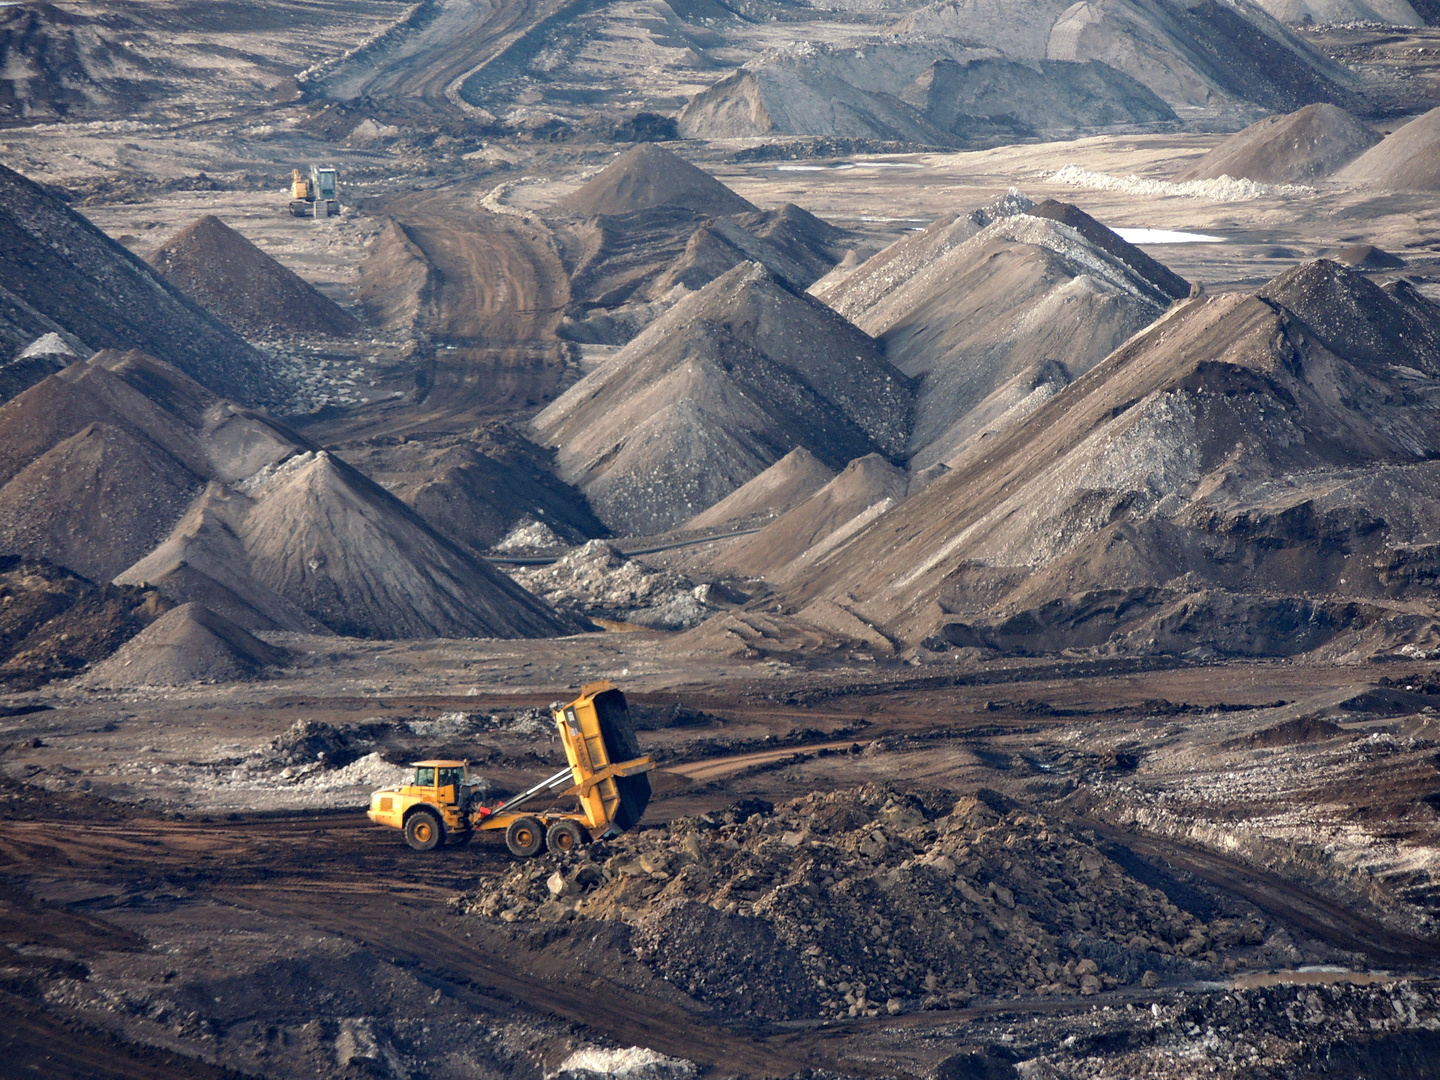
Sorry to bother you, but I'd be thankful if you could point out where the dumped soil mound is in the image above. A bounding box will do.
[83,602,285,686]
[904,57,1176,141]
[534,262,913,535]
[556,145,756,218]
[1251,0,1425,25]
[354,220,434,330]
[148,216,358,339]
[1047,0,1357,114]
[717,454,908,579]
[236,451,579,639]
[828,206,1180,467]
[462,784,1271,1020]
[560,202,848,342]
[0,554,167,689]
[0,3,161,125]
[0,163,279,406]
[1337,107,1440,191]
[0,421,205,583]
[1337,243,1406,269]
[776,259,1440,659]
[338,426,605,555]
[684,447,836,531]
[1174,104,1379,184]
[0,349,311,583]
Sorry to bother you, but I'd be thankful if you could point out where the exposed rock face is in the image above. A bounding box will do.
[779,260,1440,660]
[534,262,913,536]
[1174,103,1380,184]
[0,163,280,406]
[148,215,359,339]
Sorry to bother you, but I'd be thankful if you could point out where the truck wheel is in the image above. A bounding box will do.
[505,816,545,858]
[547,820,586,853]
[404,810,443,851]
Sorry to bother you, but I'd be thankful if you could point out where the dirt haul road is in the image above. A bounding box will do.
[316,0,578,121]
[304,191,574,444]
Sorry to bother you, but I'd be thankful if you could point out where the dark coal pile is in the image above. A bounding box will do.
[1174,103,1380,184]
[556,144,756,219]
[1338,106,1440,191]
[462,785,1284,1021]
[147,216,359,339]
[0,163,280,406]
[0,333,77,405]
[82,602,286,687]
[0,555,166,690]
[534,262,913,535]
[337,425,605,555]
[1337,243,1406,269]
[0,4,161,124]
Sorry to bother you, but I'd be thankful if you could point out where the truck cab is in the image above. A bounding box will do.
[367,759,472,849]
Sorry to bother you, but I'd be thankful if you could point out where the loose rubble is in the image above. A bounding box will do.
[459,785,1291,1021]
[503,541,717,630]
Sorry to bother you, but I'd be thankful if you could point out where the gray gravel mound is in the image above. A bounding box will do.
[534,262,913,535]
[83,602,286,686]
[1174,103,1380,184]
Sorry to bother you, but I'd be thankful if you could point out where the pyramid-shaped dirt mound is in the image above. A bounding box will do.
[533,262,913,535]
[1336,244,1405,270]
[716,454,908,580]
[0,163,280,406]
[235,451,577,639]
[1174,103,1379,184]
[83,602,286,686]
[0,349,313,583]
[685,447,837,531]
[148,216,359,338]
[776,260,1440,659]
[556,144,757,218]
[1337,107,1440,192]
[821,204,1183,468]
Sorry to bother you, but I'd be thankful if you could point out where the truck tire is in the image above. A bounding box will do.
[505,816,545,857]
[593,687,650,831]
[404,810,443,851]
[547,819,586,853]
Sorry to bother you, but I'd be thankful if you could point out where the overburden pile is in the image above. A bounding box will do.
[1174,103,1379,184]
[0,350,578,643]
[148,216,359,339]
[533,261,913,535]
[462,785,1279,1021]
[0,163,280,406]
[777,259,1440,661]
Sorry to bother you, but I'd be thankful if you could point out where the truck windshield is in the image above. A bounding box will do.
[415,767,436,786]
[437,767,464,789]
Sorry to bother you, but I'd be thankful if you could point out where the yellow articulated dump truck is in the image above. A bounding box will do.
[367,681,654,857]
